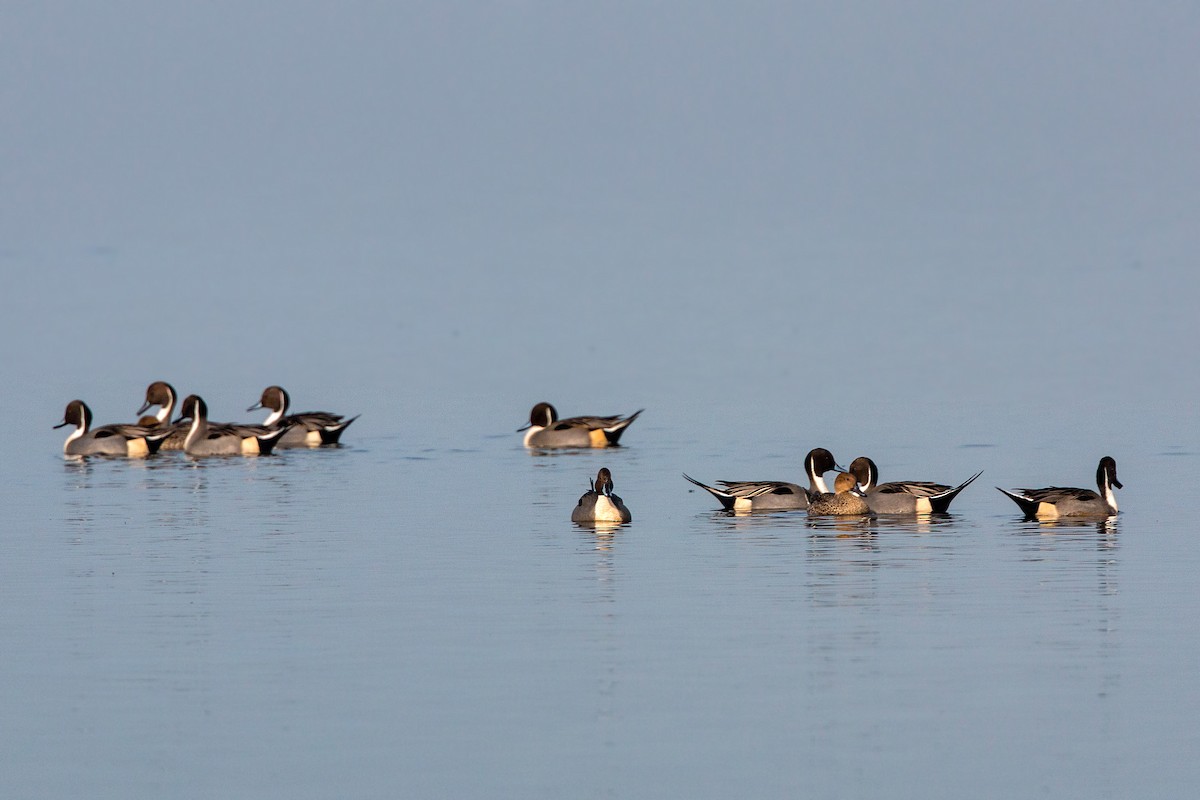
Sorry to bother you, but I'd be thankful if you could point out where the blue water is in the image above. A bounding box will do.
[5,387,1199,797]
[4,3,1200,797]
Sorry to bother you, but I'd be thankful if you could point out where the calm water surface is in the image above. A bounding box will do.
[4,396,1198,798]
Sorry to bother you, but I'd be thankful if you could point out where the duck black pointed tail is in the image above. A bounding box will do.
[996,486,1040,518]
[928,470,983,513]
[319,415,359,445]
[602,409,643,445]
[682,473,736,511]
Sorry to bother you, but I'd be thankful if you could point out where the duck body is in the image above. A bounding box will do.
[807,472,873,516]
[849,456,983,514]
[520,402,642,449]
[56,400,169,457]
[248,386,357,447]
[997,457,1122,518]
[684,447,841,512]
[572,468,632,523]
[177,395,288,456]
[275,413,356,447]
[683,477,812,512]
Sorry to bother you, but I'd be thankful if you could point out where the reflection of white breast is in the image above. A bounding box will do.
[593,495,626,523]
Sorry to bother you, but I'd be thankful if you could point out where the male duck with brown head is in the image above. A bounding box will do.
[806,471,873,516]
[683,447,843,512]
[175,395,289,456]
[55,399,171,458]
[248,385,358,447]
[997,457,1122,519]
[519,402,643,448]
[848,456,982,515]
[135,380,188,450]
[571,467,632,524]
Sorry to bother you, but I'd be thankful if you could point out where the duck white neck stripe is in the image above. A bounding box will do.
[156,388,175,423]
[65,425,85,446]
[1104,481,1118,513]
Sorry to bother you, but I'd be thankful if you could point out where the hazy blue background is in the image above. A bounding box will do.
[4,1,1197,423]
[3,3,1198,798]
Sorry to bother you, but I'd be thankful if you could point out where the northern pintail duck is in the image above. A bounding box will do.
[519,402,643,448]
[175,395,288,456]
[848,456,983,515]
[135,380,188,450]
[997,457,1122,519]
[247,385,358,447]
[806,471,872,516]
[55,399,170,457]
[683,447,842,512]
[571,467,633,523]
